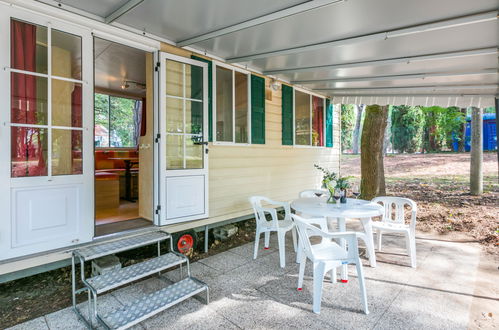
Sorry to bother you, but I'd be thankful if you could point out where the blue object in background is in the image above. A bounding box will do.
[452,113,497,151]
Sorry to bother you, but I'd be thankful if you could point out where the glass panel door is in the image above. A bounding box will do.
[0,9,93,260]
[158,53,208,225]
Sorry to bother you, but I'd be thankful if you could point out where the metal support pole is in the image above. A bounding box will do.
[470,107,483,195]
[204,225,209,253]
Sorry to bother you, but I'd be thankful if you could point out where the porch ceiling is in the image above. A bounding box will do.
[36,0,498,105]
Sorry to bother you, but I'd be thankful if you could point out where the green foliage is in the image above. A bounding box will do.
[314,164,337,189]
[421,106,466,151]
[94,93,138,148]
[341,104,355,152]
[391,106,425,153]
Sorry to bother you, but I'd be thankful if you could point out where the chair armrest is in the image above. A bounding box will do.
[257,207,279,226]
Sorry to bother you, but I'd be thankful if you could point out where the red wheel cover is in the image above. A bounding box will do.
[177,234,194,254]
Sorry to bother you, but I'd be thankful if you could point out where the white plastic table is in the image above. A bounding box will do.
[291,197,383,280]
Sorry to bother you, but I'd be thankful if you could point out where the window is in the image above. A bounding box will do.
[214,64,250,144]
[94,93,143,148]
[10,19,83,177]
[294,90,325,147]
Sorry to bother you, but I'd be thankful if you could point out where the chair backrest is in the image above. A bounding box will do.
[291,214,359,261]
[249,196,290,228]
[372,196,418,230]
[299,189,330,198]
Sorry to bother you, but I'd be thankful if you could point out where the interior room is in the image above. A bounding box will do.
[93,37,153,236]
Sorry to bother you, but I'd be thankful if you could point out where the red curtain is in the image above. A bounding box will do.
[71,85,83,174]
[312,96,324,146]
[10,19,47,177]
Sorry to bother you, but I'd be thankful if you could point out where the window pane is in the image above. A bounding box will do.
[51,29,82,80]
[165,60,183,97]
[186,101,203,135]
[166,97,183,133]
[216,66,233,142]
[11,72,48,125]
[166,135,183,169]
[186,64,203,101]
[52,129,82,175]
[295,91,311,145]
[11,127,48,177]
[186,135,203,169]
[94,93,109,147]
[235,72,248,143]
[52,80,82,127]
[312,96,324,147]
[109,96,136,147]
[11,19,48,74]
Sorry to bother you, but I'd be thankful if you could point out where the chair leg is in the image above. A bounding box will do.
[330,269,337,283]
[297,253,306,290]
[355,259,369,315]
[264,231,270,249]
[291,227,298,252]
[253,229,261,260]
[312,262,326,314]
[377,229,383,252]
[296,239,302,264]
[406,231,417,268]
[277,231,286,268]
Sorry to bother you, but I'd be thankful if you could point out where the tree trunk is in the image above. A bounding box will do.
[360,105,388,200]
[352,104,364,154]
[383,106,392,154]
[457,108,467,152]
[470,107,483,195]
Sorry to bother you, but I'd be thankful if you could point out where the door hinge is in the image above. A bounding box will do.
[155,133,161,143]
[155,205,161,214]
[155,61,160,72]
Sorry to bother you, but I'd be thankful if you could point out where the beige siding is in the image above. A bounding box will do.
[207,78,341,223]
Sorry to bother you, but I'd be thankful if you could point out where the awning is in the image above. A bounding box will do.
[33,0,499,107]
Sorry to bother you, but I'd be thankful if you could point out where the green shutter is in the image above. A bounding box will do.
[281,84,293,145]
[191,55,213,142]
[251,74,265,144]
[325,99,333,147]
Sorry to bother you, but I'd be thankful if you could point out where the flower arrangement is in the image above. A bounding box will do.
[314,164,353,203]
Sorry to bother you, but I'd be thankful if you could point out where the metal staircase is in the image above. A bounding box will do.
[71,230,209,330]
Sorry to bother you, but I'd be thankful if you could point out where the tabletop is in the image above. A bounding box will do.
[291,197,384,219]
[108,157,139,162]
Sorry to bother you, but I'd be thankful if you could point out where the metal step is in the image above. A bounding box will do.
[86,253,186,294]
[74,231,170,261]
[98,277,208,330]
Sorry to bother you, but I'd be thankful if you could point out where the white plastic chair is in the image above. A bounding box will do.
[292,214,369,315]
[249,196,297,268]
[371,197,418,268]
[298,189,330,198]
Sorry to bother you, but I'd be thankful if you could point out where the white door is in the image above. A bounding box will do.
[158,53,209,225]
[0,8,93,261]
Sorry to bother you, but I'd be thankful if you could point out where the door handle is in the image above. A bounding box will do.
[194,141,209,146]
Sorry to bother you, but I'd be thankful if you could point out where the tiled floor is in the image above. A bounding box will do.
[8,223,496,330]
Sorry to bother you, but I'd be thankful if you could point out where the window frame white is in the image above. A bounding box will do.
[212,60,252,146]
[292,86,326,148]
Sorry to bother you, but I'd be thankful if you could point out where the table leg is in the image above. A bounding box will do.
[124,160,134,202]
[360,218,377,268]
[337,217,348,282]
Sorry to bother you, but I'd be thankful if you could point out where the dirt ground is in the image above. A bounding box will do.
[341,152,499,254]
[1,152,497,328]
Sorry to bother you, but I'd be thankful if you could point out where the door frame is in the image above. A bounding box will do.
[156,52,209,225]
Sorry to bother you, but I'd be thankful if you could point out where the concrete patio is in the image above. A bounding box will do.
[8,222,497,330]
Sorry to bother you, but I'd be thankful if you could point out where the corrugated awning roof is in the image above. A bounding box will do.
[36,0,499,107]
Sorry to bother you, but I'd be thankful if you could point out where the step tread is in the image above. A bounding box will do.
[74,231,170,261]
[100,277,207,330]
[87,253,186,294]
